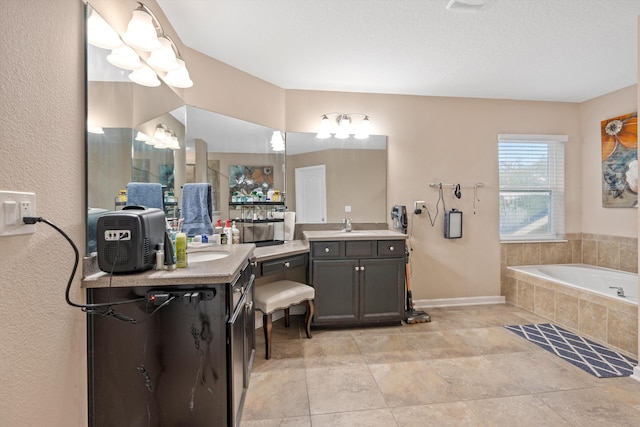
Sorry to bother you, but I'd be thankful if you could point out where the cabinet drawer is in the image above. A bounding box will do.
[377,240,405,257]
[311,241,343,258]
[261,254,307,276]
[345,240,374,258]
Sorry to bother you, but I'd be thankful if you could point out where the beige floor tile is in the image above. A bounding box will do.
[243,369,309,420]
[311,408,398,427]
[449,326,540,355]
[390,402,480,426]
[306,365,387,414]
[538,388,640,426]
[240,416,311,427]
[302,336,365,367]
[483,351,597,393]
[463,395,569,426]
[252,340,306,373]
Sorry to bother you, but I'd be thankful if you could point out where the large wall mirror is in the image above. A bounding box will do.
[85,4,388,255]
[285,133,387,224]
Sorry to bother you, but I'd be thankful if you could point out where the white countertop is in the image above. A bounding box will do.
[303,230,407,241]
[252,240,309,262]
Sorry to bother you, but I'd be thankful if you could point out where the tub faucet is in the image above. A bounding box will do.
[609,286,625,297]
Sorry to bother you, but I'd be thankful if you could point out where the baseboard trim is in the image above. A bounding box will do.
[631,366,640,383]
[413,296,505,309]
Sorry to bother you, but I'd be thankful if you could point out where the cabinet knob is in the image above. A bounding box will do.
[250,261,258,267]
[389,246,394,251]
[284,261,290,268]
[246,301,253,310]
[360,266,365,271]
[354,266,360,271]
[325,247,330,253]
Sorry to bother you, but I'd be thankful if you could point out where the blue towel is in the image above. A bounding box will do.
[181,183,214,236]
[126,183,164,210]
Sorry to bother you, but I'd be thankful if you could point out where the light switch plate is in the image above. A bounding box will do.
[0,191,36,236]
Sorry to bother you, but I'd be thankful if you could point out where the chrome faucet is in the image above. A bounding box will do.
[609,286,625,297]
[342,218,353,232]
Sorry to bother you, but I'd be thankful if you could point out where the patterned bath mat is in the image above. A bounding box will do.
[505,323,637,378]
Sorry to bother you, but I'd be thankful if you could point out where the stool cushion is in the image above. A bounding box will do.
[255,280,315,314]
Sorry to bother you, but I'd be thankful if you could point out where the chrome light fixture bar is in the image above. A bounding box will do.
[316,113,371,140]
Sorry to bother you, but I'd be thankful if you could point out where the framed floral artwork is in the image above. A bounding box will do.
[601,112,637,207]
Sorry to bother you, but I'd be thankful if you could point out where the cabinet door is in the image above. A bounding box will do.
[360,258,405,322]
[311,259,359,325]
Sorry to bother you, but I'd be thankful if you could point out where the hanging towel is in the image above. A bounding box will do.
[181,183,214,236]
[126,183,164,210]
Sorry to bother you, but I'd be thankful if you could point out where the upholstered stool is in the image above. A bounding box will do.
[254,280,315,359]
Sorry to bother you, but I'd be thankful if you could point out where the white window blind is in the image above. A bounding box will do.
[498,134,567,241]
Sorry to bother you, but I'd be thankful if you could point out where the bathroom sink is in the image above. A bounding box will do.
[188,251,229,263]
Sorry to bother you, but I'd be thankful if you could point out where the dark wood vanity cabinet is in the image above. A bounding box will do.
[309,239,405,327]
[86,263,255,427]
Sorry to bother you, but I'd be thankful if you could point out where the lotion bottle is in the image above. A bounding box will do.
[232,221,240,244]
[175,232,188,268]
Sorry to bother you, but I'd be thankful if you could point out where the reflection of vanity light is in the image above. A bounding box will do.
[135,131,149,142]
[270,131,285,152]
[87,10,122,50]
[87,125,104,135]
[147,37,180,72]
[107,45,143,70]
[316,113,371,140]
[129,65,160,87]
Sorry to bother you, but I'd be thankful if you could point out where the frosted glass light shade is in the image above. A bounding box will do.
[316,115,331,139]
[334,115,351,139]
[129,65,160,87]
[107,45,142,70]
[164,59,193,88]
[354,116,371,139]
[87,10,122,50]
[147,37,179,72]
[270,131,285,151]
[134,131,149,141]
[122,10,161,51]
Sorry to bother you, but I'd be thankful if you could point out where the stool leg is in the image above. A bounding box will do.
[284,307,290,328]
[304,300,314,339]
[263,313,272,360]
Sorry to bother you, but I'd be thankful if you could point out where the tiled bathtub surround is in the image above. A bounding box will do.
[501,233,638,275]
[500,233,638,358]
[504,268,638,358]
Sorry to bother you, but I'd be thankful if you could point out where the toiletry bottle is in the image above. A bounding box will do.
[164,231,176,270]
[155,243,164,271]
[215,219,223,235]
[175,232,188,268]
[232,221,240,244]
[224,219,232,246]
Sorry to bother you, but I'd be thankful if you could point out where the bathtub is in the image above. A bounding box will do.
[504,263,638,357]
[507,264,637,304]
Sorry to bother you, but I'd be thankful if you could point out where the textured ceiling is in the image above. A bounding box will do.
[157,0,640,103]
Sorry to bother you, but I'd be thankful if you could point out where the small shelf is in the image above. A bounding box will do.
[229,202,286,245]
[232,218,285,224]
[229,201,285,207]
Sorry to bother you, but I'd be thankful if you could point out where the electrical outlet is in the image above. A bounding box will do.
[0,191,36,236]
[414,200,425,214]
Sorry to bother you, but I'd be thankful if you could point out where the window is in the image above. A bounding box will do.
[498,134,567,241]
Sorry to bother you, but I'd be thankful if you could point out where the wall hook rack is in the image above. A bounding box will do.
[428,182,485,189]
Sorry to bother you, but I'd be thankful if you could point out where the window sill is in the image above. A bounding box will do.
[500,239,568,244]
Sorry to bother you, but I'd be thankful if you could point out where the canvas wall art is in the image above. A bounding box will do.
[601,112,637,208]
[229,165,274,197]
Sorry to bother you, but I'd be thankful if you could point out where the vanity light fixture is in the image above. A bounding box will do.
[146,124,180,150]
[122,8,161,51]
[89,3,194,89]
[135,131,149,142]
[316,113,371,140]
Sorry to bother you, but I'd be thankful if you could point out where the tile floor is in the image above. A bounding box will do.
[241,304,640,426]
